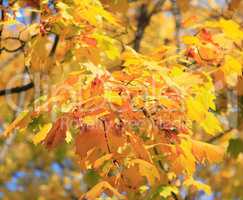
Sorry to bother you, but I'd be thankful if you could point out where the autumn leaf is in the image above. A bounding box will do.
[184,177,212,195]
[43,117,68,149]
[33,123,53,145]
[191,139,224,164]
[130,159,160,186]
[179,139,196,175]
[221,55,242,86]
[126,131,152,163]
[93,153,113,169]
[104,90,123,106]
[3,110,29,137]
[159,185,179,198]
[75,126,108,159]
[2,1,243,199]
[65,130,72,144]
[182,36,200,45]
[80,181,126,200]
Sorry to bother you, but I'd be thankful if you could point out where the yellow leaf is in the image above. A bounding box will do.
[182,36,200,45]
[65,130,72,143]
[201,112,222,135]
[139,185,150,194]
[221,55,242,86]
[82,116,96,126]
[159,96,179,109]
[221,55,242,75]
[159,186,179,198]
[205,19,243,41]
[104,91,122,105]
[33,123,53,145]
[219,19,243,41]
[3,110,29,137]
[56,2,73,21]
[0,19,20,25]
[81,181,126,199]
[186,83,221,135]
[184,177,212,195]
[186,97,205,122]
[93,153,113,169]
[196,85,216,110]
[131,159,160,186]
[179,139,196,175]
[170,67,184,77]
[83,111,110,125]
[93,33,120,60]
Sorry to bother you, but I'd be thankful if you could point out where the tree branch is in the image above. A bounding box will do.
[0,68,29,163]
[206,128,233,143]
[0,82,34,96]
[0,0,4,51]
[49,34,59,57]
[133,0,166,51]
[171,0,181,52]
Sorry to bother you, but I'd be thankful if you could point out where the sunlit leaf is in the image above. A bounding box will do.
[33,123,53,145]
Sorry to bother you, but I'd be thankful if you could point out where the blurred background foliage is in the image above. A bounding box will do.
[0,0,243,199]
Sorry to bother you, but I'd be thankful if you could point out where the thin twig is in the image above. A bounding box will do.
[0,69,29,163]
[133,0,166,51]
[171,0,181,52]
[207,129,233,143]
[49,34,59,57]
[0,0,4,52]
[0,82,34,96]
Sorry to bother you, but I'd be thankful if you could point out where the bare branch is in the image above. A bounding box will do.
[0,68,30,163]
[133,0,166,51]
[0,81,34,96]
[171,0,181,52]
[207,128,233,143]
[49,34,59,57]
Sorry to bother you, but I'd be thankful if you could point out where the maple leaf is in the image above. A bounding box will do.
[3,110,29,137]
[32,123,52,145]
[130,159,160,186]
[220,55,242,86]
[43,117,68,149]
[80,181,126,200]
[75,126,108,159]
[191,139,224,164]
[2,1,243,199]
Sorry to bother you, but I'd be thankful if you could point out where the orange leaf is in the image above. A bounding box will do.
[126,131,152,163]
[75,125,108,159]
[82,36,97,47]
[93,153,113,169]
[3,110,29,137]
[44,117,68,149]
[191,139,224,164]
[80,181,126,200]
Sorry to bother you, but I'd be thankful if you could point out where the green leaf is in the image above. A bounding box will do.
[227,138,243,158]
[159,186,179,199]
[83,169,101,188]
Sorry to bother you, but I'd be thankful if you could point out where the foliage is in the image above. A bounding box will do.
[0,0,243,200]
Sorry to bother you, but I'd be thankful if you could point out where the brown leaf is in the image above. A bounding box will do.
[43,117,68,149]
[75,125,108,159]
